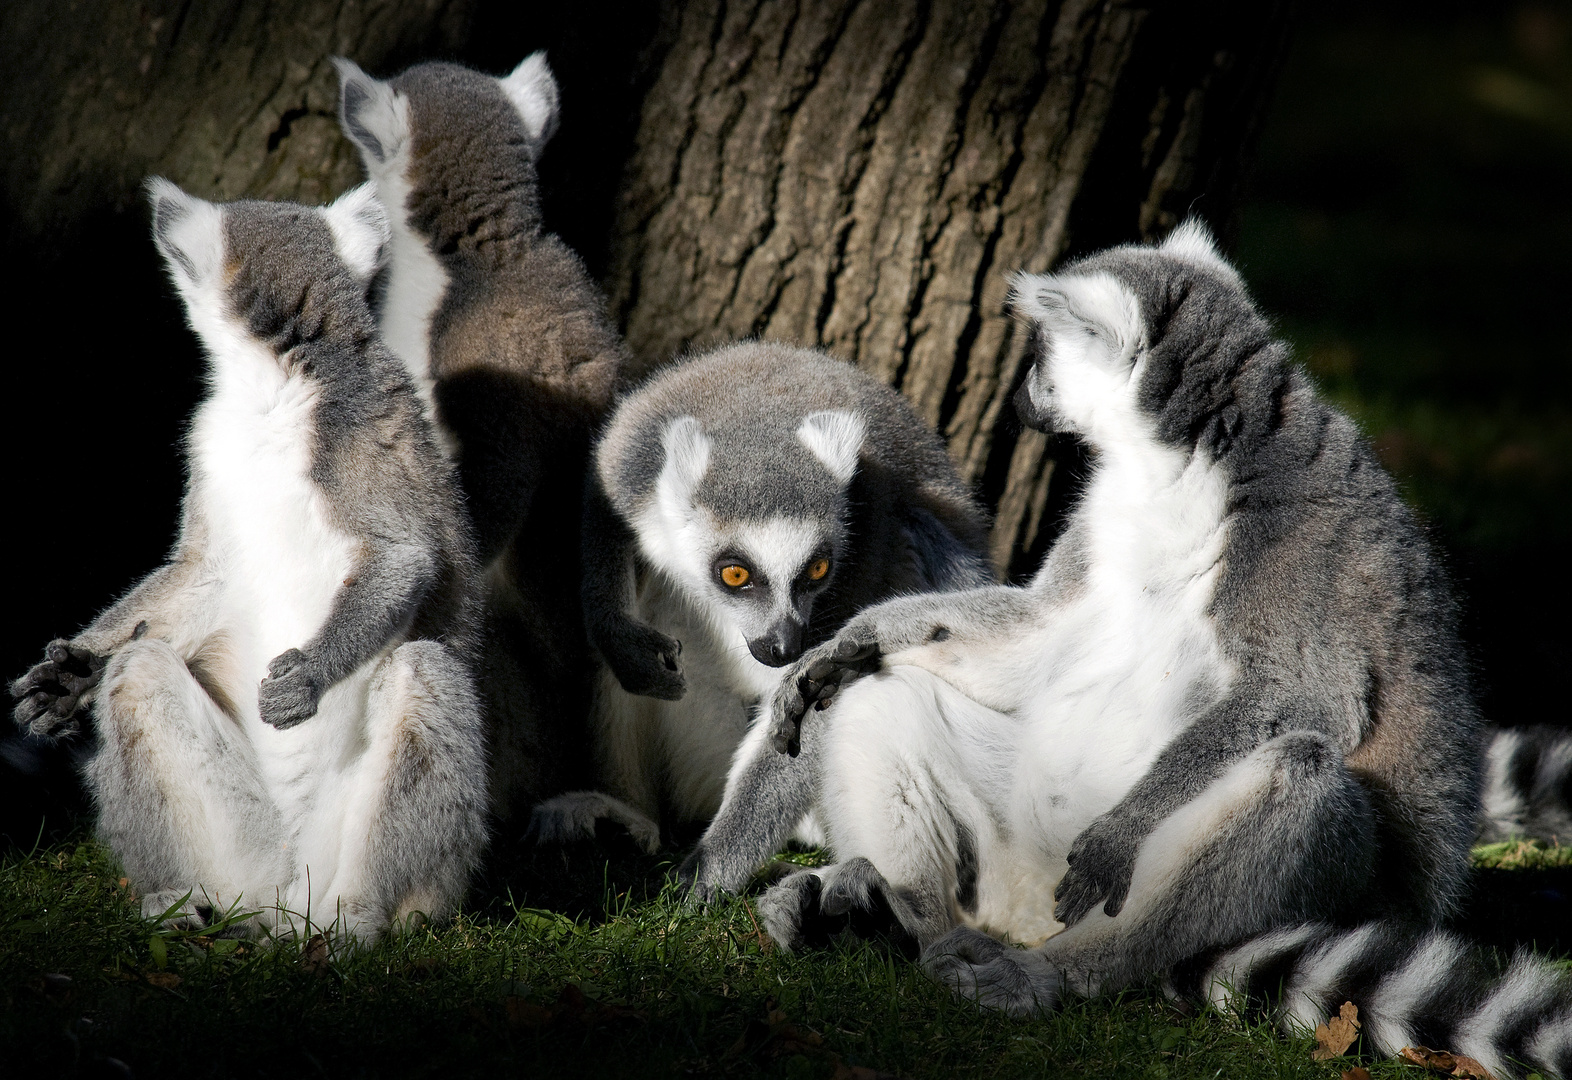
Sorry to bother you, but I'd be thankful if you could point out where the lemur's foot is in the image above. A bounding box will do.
[258,648,323,730]
[1053,810,1141,925]
[11,639,106,738]
[526,791,662,854]
[922,926,1063,1016]
[767,630,881,756]
[755,859,912,952]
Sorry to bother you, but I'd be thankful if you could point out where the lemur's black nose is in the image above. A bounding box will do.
[748,620,805,667]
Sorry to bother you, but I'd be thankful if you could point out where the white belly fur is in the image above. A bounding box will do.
[188,365,394,901]
[859,444,1234,943]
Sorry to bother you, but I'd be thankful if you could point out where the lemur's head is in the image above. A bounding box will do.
[631,410,866,668]
[147,178,390,358]
[1009,220,1278,459]
[334,53,558,242]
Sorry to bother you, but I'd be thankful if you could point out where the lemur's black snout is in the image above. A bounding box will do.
[1013,375,1055,434]
[749,620,805,667]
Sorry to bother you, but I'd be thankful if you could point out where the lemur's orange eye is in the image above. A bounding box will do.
[808,558,830,581]
[721,565,751,588]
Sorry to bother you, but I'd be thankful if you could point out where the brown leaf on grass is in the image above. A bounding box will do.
[502,984,647,1030]
[1400,1046,1495,1079]
[744,901,774,952]
[144,971,181,989]
[1312,1001,1361,1060]
[503,997,555,1028]
[832,1065,904,1080]
[1340,1067,1372,1080]
[299,933,329,976]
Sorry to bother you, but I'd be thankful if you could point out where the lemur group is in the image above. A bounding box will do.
[13,53,1572,1076]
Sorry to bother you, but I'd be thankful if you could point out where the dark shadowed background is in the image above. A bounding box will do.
[3,0,1568,843]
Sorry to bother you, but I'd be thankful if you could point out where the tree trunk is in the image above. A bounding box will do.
[0,0,474,233]
[609,0,1291,576]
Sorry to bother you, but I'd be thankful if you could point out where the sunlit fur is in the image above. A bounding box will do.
[723,225,1565,1078]
[531,342,993,863]
[12,183,486,944]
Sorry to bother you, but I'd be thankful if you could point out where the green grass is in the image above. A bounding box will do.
[3,836,1567,1079]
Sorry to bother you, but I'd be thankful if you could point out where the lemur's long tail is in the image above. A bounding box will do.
[1480,725,1572,845]
[1170,922,1572,1080]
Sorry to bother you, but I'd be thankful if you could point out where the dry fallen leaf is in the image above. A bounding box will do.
[299,933,330,976]
[1340,1067,1372,1080]
[1400,1045,1495,1080]
[1312,1001,1361,1060]
[144,971,181,989]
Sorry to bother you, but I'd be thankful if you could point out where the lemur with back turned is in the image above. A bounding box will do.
[12,182,487,942]
[719,224,1568,1078]
[336,52,628,818]
[529,341,993,859]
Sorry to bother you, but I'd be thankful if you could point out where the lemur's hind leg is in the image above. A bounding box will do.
[682,704,825,902]
[317,641,488,940]
[925,730,1379,1015]
[758,668,1004,953]
[85,638,286,931]
[527,791,662,854]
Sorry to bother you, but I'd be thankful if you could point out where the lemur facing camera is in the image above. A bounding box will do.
[728,224,1568,1079]
[335,53,628,818]
[528,342,993,854]
[11,182,487,942]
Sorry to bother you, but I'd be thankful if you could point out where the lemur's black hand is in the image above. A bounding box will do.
[602,619,686,701]
[767,630,881,756]
[258,648,324,730]
[1053,812,1143,925]
[11,639,106,738]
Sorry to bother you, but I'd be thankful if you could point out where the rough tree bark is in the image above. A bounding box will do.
[610,0,1292,575]
[0,0,474,232]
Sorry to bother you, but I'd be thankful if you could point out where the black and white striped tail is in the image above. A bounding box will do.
[1480,726,1572,845]
[1170,922,1572,1079]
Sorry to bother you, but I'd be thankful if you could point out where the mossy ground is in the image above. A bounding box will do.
[2,835,1566,1080]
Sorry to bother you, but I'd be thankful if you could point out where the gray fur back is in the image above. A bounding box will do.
[1072,242,1484,919]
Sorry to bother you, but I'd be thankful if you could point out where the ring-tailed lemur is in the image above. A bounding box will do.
[725,224,1568,1079]
[10,182,487,942]
[528,341,993,857]
[335,53,628,819]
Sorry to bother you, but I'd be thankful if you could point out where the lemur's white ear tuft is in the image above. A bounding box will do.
[334,57,408,166]
[321,183,390,281]
[498,51,559,148]
[797,410,866,486]
[1008,270,1144,356]
[146,177,224,286]
[657,416,712,505]
[1159,219,1241,284]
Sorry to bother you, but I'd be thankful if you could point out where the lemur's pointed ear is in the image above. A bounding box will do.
[657,416,711,506]
[498,51,559,148]
[321,183,390,282]
[146,177,224,286]
[1159,219,1242,285]
[334,57,406,166]
[1008,270,1143,356]
[797,410,866,485]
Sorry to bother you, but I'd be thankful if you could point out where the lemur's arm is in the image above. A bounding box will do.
[12,512,210,738]
[768,584,1042,755]
[580,476,685,701]
[1053,685,1287,926]
[257,540,436,730]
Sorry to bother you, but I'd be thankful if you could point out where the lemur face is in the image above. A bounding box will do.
[705,516,841,667]
[637,411,865,668]
[1010,269,1147,444]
